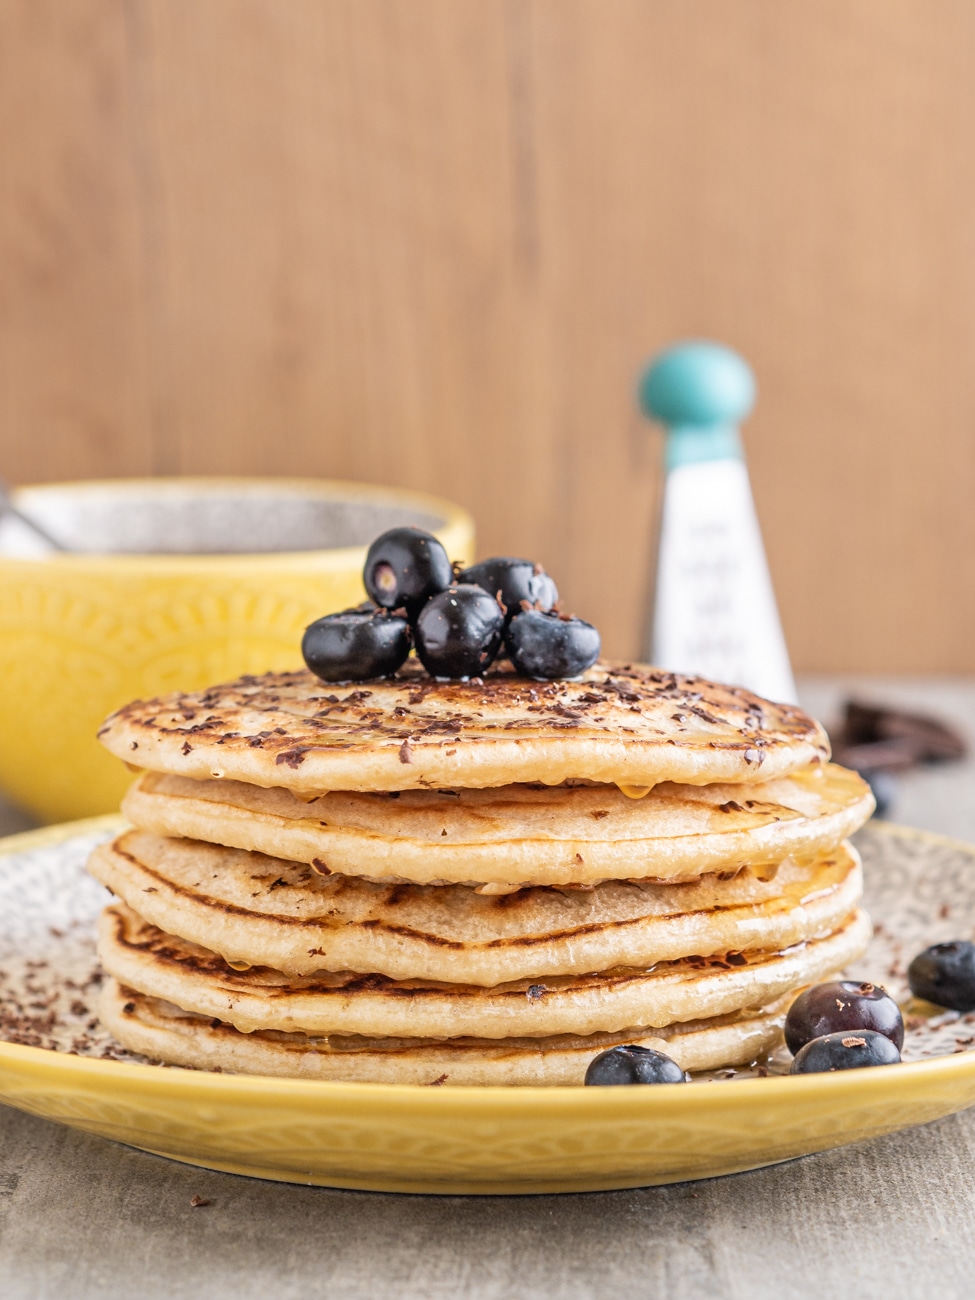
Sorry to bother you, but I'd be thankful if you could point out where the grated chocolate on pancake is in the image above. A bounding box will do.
[97,660,830,794]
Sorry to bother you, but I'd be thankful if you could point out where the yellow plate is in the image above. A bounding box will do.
[1,817,974,1194]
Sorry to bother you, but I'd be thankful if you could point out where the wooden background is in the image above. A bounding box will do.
[2,0,975,672]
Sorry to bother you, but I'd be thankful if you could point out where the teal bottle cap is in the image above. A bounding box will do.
[638,341,755,428]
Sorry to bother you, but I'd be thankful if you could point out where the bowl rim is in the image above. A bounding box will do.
[4,475,474,571]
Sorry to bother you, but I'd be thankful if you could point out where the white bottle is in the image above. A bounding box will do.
[639,341,797,704]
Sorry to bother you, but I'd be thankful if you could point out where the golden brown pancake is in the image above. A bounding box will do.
[97,902,871,1039]
[100,979,794,1085]
[121,763,873,887]
[89,829,863,985]
[97,660,829,793]
[91,660,867,1086]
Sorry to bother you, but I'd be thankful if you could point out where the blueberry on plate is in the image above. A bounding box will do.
[790,1029,901,1074]
[414,584,504,679]
[584,1045,688,1086]
[784,980,904,1055]
[456,558,558,622]
[302,607,411,683]
[363,527,453,617]
[908,940,975,1011]
[506,609,600,679]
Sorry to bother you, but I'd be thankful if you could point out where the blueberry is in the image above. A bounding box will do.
[784,980,904,1055]
[506,609,600,679]
[908,941,975,1011]
[790,1029,901,1074]
[584,1045,688,1086]
[457,558,558,622]
[414,584,504,679]
[302,607,411,683]
[363,527,453,617]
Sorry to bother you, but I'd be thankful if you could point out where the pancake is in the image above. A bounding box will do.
[100,979,794,1085]
[121,763,873,887]
[97,902,870,1038]
[90,830,864,984]
[97,660,829,793]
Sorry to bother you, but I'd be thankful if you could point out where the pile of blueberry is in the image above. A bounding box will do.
[583,940,975,1087]
[302,526,600,684]
[784,980,903,1073]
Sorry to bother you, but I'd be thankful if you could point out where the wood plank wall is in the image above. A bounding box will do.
[2,0,975,672]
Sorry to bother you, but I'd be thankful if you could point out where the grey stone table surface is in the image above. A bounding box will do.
[3,675,975,1300]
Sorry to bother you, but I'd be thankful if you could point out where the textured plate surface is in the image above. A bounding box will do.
[2,817,975,1194]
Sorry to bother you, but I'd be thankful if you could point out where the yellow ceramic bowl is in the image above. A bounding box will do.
[0,478,474,822]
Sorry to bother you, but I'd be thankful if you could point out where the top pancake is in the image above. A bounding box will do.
[98,660,828,793]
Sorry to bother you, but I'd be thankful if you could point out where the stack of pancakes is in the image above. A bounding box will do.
[90,662,874,1085]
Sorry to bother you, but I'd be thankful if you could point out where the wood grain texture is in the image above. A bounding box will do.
[2,0,975,671]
